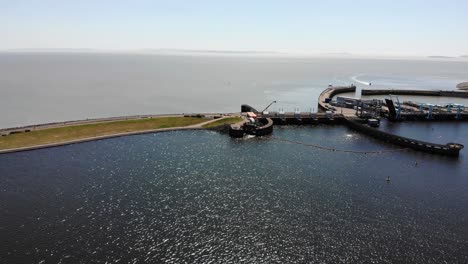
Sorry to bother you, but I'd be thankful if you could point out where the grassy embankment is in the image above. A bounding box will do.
[0,117,208,150]
[202,117,243,129]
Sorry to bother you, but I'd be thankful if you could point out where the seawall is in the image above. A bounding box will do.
[343,118,464,156]
[318,86,356,112]
[229,117,274,137]
[362,89,468,98]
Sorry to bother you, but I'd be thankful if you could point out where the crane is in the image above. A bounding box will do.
[389,94,402,120]
[261,101,277,114]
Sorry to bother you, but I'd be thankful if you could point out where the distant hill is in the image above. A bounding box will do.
[143,49,283,55]
[427,55,455,59]
[456,82,468,90]
[460,55,468,58]
[3,48,100,53]
[1,48,284,56]
[320,52,353,56]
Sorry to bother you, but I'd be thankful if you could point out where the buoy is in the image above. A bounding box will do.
[386,176,391,182]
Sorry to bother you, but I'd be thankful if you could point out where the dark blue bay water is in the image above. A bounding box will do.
[1,127,467,263]
[379,120,468,145]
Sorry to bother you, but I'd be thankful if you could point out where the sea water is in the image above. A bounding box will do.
[1,53,467,128]
[1,54,468,263]
[1,128,467,263]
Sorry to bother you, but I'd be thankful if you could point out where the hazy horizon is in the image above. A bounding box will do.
[2,0,468,57]
[2,48,468,61]
[1,52,467,128]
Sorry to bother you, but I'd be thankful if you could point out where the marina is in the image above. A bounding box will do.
[1,84,467,157]
[1,57,467,263]
[230,85,467,156]
[3,1,468,262]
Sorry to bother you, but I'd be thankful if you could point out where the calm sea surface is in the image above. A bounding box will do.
[1,128,467,263]
[1,54,468,263]
[1,53,467,128]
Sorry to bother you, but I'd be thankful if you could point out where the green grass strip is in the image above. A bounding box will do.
[0,117,208,150]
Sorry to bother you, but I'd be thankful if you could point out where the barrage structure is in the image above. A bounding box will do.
[233,85,466,156]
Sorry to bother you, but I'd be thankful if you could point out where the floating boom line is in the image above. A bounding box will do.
[272,137,409,154]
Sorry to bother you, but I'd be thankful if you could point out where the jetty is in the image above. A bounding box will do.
[317,85,358,116]
[344,118,463,156]
[322,86,465,156]
[2,84,467,157]
[229,111,274,138]
[234,84,465,156]
[361,89,468,98]
[319,86,465,156]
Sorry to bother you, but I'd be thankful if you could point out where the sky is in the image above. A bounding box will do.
[1,0,468,56]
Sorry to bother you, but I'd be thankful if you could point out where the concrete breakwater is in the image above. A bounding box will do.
[255,118,274,136]
[269,117,345,125]
[344,118,464,156]
[229,117,274,138]
[362,89,468,98]
[314,85,467,156]
[398,112,468,121]
[3,84,467,157]
[267,114,345,125]
[232,85,468,156]
[260,112,464,156]
[318,85,356,113]
[229,85,467,156]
